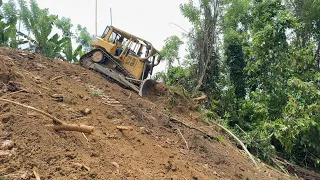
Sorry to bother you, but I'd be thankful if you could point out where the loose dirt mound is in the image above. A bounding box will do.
[0,47,296,180]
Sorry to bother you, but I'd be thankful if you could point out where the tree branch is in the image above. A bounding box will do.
[0,98,94,134]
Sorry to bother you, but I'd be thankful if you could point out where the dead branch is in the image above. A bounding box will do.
[117,126,133,130]
[215,123,258,167]
[0,98,64,125]
[1,89,28,98]
[82,132,89,142]
[270,158,290,175]
[111,162,120,173]
[51,75,64,81]
[192,94,207,104]
[46,124,94,134]
[0,98,94,134]
[235,124,252,142]
[32,168,40,180]
[176,128,189,150]
[163,114,216,139]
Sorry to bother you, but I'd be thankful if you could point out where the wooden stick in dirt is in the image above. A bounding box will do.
[164,114,216,139]
[215,123,258,167]
[0,98,94,134]
[46,124,94,134]
[51,75,64,81]
[176,128,189,150]
[0,98,64,125]
[32,168,41,180]
[117,126,133,130]
[1,89,28,98]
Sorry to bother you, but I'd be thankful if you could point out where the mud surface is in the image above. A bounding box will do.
[0,47,297,179]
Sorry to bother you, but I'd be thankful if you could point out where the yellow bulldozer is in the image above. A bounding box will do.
[79,25,162,97]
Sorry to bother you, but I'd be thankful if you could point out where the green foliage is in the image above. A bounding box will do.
[222,0,251,31]
[154,66,196,96]
[217,136,224,142]
[55,17,84,62]
[0,0,18,47]
[154,34,194,95]
[55,17,73,61]
[75,24,92,53]
[287,0,320,45]
[224,29,246,99]
[216,0,320,171]
[0,0,93,61]
[179,0,201,27]
[222,0,251,100]
[180,0,222,98]
[18,0,65,58]
[92,91,101,97]
[160,35,183,70]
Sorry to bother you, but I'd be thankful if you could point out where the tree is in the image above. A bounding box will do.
[0,0,18,47]
[222,0,251,100]
[180,0,222,97]
[286,0,320,69]
[231,0,320,169]
[55,17,83,62]
[18,0,65,58]
[75,24,92,54]
[160,35,183,71]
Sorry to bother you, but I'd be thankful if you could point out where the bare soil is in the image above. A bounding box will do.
[0,47,299,179]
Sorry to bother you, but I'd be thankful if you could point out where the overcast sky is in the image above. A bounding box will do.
[5,0,192,74]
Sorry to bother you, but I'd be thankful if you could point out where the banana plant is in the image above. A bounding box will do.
[18,0,66,58]
[0,0,20,47]
[55,17,83,62]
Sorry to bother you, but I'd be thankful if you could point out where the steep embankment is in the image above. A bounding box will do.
[0,47,296,179]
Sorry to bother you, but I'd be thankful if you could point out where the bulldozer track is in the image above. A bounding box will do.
[79,48,137,89]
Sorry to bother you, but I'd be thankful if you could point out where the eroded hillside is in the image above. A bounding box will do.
[0,47,296,180]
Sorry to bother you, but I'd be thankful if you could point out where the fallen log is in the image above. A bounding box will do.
[0,98,94,134]
[117,126,133,130]
[46,124,94,134]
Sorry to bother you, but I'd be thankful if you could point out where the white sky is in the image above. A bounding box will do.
[4,0,192,75]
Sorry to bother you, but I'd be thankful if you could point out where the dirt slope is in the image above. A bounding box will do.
[0,47,297,180]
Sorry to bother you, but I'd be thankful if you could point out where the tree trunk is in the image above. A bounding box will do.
[315,43,320,70]
[194,0,220,92]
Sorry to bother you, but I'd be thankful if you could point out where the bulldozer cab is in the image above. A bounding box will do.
[91,25,162,80]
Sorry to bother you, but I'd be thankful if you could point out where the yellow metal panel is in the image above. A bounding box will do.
[90,38,117,56]
[121,55,144,79]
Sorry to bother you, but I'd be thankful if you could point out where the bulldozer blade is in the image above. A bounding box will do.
[139,79,157,97]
